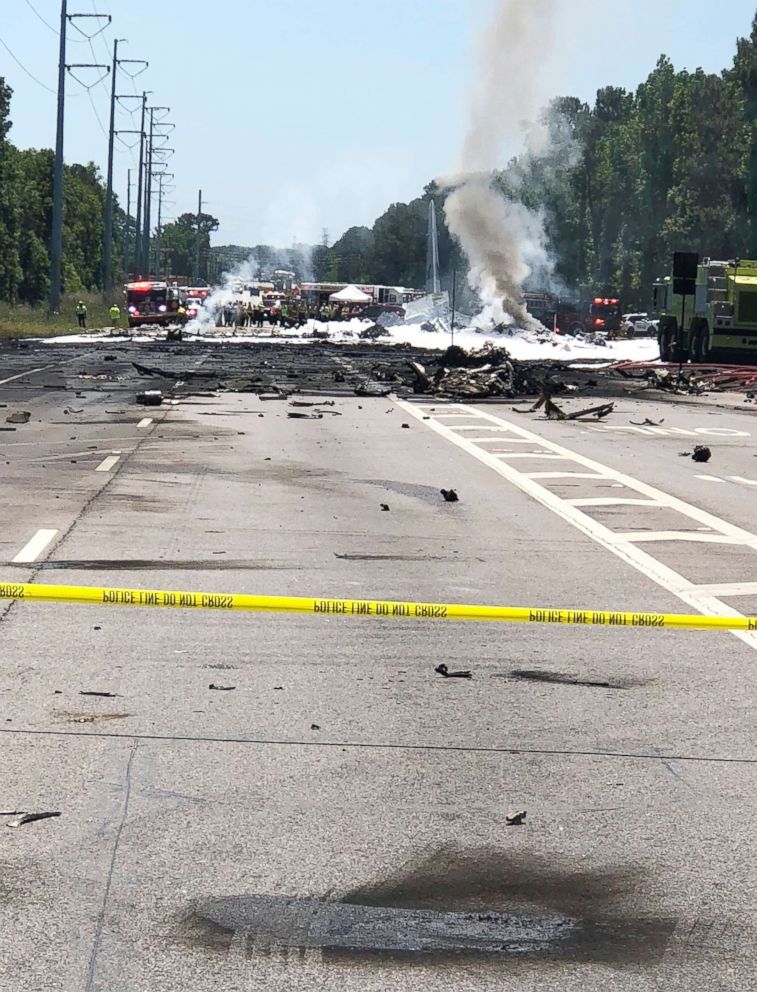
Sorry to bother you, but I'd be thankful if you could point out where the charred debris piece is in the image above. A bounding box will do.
[506,810,527,826]
[6,811,61,828]
[679,445,712,463]
[435,663,473,680]
[515,387,614,421]
[440,488,459,502]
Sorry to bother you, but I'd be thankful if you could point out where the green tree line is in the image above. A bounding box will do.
[0,78,128,306]
[0,78,219,307]
[317,14,756,308]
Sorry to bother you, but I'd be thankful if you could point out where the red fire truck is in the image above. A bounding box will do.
[523,293,622,335]
[126,281,185,328]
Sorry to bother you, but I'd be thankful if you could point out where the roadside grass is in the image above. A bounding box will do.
[0,293,123,339]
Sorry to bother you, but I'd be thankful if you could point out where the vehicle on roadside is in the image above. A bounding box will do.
[125,281,186,327]
[621,312,653,337]
[655,257,757,363]
[355,303,405,320]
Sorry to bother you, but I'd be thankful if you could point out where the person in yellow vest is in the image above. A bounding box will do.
[75,300,87,328]
[109,303,121,328]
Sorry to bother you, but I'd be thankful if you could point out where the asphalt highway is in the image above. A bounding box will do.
[1,343,756,991]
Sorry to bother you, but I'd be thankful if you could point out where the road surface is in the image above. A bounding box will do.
[1,343,755,991]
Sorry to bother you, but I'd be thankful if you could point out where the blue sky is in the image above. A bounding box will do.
[2,0,754,247]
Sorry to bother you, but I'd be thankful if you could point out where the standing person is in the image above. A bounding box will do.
[256,301,265,328]
[75,300,87,328]
[108,303,121,328]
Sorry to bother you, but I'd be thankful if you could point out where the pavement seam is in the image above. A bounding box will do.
[84,741,137,992]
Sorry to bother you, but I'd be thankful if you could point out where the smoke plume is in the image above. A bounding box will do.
[443,0,558,329]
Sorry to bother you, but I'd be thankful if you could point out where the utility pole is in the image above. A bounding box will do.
[194,189,202,282]
[103,45,147,292]
[142,107,155,274]
[125,168,132,276]
[48,0,68,313]
[102,37,121,294]
[154,171,173,279]
[142,106,170,274]
[133,92,147,275]
[49,5,111,312]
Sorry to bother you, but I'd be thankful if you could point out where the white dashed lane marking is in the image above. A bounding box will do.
[11,528,58,563]
[95,453,121,472]
[137,418,153,428]
[397,400,757,651]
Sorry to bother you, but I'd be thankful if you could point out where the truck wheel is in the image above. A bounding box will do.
[658,326,671,361]
[689,328,702,363]
[569,322,584,336]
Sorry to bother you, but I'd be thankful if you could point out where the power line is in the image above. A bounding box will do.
[86,86,108,137]
[0,35,56,93]
[23,0,86,40]
[23,0,58,34]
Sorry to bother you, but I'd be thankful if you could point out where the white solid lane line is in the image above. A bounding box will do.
[396,400,757,651]
[696,475,726,483]
[0,366,55,386]
[95,454,121,472]
[11,528,59,563]
[137,418,153,428]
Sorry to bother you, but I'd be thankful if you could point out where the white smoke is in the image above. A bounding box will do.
[185,256,259,332]
[443,0,559,330]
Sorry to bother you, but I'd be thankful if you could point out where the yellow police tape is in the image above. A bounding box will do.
[1,580,756,631]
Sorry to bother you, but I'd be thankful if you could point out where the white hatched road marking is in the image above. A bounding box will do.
[397,400,757,650]
[696,582,757,597]
[566,497,661,508]
[11,528,58,563]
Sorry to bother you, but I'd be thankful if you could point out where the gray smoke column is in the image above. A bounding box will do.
[443,0,558,329]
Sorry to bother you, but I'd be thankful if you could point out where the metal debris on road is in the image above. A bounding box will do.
[630,418,664,426]
[287,411,323,419]
[208,683,236,691]
[6,411,31,424]
[517,389,614,421]
[440,488,459,502]
[380,503,390,511]
[506,810,528,826]
[311,723,320,730]
[79,690,118,698]
[136,390,163,406]
[435,663,473,679]
[6,811,61,828]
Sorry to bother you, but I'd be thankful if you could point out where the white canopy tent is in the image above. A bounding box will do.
[328,284,372,304]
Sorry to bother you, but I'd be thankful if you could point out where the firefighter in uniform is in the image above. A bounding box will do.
[75,300,87,328]
[109,303,121,328]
